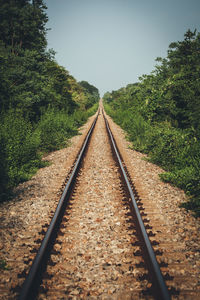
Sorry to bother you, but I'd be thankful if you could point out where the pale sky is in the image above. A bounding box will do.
[46,0,200,96]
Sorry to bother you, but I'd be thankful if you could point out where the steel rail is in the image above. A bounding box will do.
[103,110,171,300]
[18,111,99,300]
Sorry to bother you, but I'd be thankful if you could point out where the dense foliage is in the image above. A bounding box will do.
[104,30,200,216]
[0,0,99,200]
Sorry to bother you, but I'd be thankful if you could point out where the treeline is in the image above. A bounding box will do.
[104,30,200,216]
[0,0,99,200]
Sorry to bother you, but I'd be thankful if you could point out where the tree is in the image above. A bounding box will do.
[79,81,100,108]
[0,0,48,53]
[166,30,200,133]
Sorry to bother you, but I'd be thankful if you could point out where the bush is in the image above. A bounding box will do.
[72,110,88,127]
[0,110,41,199]
[123,112,150,152]
[145,126,189,169]
[86,102,99,117]
[0,103,99,201]
[37,103,98,152]
[104,105,150,152]
[105,102,200,216]
[36,108,77,152]
[159,140,200,216]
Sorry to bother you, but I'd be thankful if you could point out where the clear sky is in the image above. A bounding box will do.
[46,0,200,96]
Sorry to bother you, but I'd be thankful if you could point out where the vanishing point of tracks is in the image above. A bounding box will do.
[16,106,194,299]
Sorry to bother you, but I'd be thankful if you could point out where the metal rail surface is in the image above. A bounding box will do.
[18,111,99,300]
[103,110,171,300]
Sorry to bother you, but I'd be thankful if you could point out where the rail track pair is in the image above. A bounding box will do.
[18,108,171,300]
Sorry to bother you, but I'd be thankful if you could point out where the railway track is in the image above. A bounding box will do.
[15,105,198,299]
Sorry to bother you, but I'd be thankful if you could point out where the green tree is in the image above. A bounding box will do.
[166,30,200,134]
[79,81,100,108]
[0,0,48,53]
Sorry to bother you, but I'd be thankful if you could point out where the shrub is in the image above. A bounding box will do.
[145,126,188,169]
[36,108,77,152]
[159,140,200,216]
[86,102,99,116]
[72,103,98,128]
[72,110,88,127]
[105,101,200,216]
[0,109,41,199]
[0,103,98,201]
[123,112,150,152]
[37,103,98,152]
[105,105,150,152]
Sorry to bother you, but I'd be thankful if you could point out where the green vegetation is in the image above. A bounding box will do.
[0,0,99,201]
[104,30,200,217]
[0,259,11,270]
